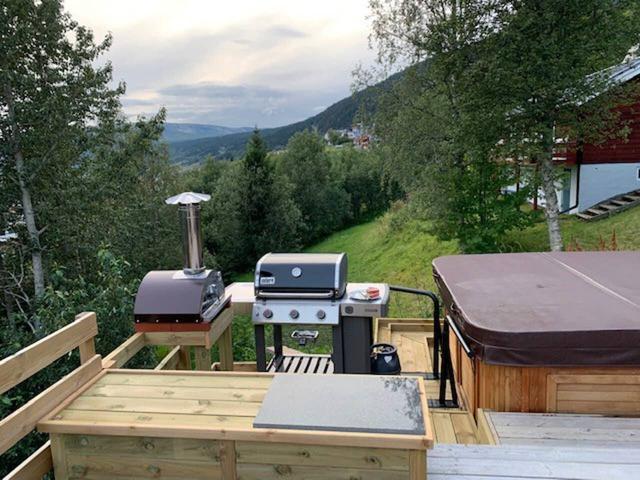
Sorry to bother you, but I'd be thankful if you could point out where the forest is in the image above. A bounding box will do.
[3,0,640,473]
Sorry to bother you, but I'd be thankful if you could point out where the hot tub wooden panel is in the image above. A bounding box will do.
[451,336,640,416]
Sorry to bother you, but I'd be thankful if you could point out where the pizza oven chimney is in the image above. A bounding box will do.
[165,192,210,275]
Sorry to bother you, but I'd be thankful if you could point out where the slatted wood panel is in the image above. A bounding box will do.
[450,333,640,415]
[484,411,640,448]
[236,441,413,480]
[428,444,640,479]
[547,374,640,414]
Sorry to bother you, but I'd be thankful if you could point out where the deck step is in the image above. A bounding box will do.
[599,204,617,210]
[578,188,640,221]
[428,444,640,479]
[483,411,640,449]
[586,208,607,215]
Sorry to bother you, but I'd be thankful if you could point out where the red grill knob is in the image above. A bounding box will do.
[263,309,273,319]
[289,309,300,320]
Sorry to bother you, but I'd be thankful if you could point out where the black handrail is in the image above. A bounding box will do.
[389,285,459,407]
[389,285,441,379]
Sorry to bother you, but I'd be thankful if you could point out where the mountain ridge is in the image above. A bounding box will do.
[163,123,252,143]
[167,68,409,164]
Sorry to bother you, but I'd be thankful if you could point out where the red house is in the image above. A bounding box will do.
[554,57,640,213]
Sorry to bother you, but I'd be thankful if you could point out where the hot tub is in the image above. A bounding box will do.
[433,252,640,416]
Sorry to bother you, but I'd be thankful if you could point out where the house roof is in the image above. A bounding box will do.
[603,56,640,85]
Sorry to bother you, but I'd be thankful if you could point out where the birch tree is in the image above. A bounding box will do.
[0,0,122,306]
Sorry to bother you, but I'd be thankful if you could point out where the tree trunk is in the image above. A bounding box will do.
[0,254,15,322]
[4,85,46,303]
[538,154,563,251]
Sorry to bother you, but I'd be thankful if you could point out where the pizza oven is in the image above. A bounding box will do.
[134,192,228,324]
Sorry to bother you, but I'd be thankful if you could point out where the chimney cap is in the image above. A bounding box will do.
[165,192,211,205]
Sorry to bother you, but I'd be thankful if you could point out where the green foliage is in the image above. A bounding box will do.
[201,130,302,275]
[276,130,350,244]
[374,63,532,252]
[0,248,152,476]
[329,147,397,224]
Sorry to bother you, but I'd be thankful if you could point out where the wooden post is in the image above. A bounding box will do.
[218,326,234,371]
[193,346,211,371]
[409,449,426,480]
[177,346,192,370]
[219,440,237,479]
[78,339,96,365]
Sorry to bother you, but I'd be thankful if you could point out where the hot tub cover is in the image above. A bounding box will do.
[433,252,640,366]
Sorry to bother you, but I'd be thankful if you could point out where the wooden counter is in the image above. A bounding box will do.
[38,369,432,479]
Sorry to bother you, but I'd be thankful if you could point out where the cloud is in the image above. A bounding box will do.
[65,0,375,126]
[159,83,287,100]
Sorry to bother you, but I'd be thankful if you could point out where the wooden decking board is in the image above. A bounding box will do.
[96,372,273,389]
[428,444,640,479]
[84,384,267,402]
[485,411,640,449]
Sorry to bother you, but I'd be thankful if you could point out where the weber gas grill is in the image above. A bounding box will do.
[252,253,389,374]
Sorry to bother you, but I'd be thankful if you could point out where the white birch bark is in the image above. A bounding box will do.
[4,86,46,302]
[538,154,563,251]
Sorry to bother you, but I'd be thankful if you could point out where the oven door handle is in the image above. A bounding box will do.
[256,290,335,299]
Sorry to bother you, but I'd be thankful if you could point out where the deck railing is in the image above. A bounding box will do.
[0,312,100,479]
[0,308,235,479]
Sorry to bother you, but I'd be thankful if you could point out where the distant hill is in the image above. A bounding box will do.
[168,68,408,164]
[162,123,252,143]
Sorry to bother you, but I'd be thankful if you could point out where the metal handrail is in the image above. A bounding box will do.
[389,285,441,379]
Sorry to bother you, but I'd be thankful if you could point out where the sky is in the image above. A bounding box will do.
[65,0,375,128]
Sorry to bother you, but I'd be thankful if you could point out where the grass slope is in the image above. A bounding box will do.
[504,206,640,251]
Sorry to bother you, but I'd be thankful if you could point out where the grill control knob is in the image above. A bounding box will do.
[316,310,326,320]
[263,309,273,319]
[289,309,300,320]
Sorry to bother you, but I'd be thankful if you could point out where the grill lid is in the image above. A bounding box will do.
[254,253,347,299]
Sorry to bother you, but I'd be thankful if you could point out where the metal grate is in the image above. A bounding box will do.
[267,354,334,374]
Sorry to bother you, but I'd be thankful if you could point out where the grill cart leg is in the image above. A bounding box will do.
[255,324,267,372]
[332,324,344,373]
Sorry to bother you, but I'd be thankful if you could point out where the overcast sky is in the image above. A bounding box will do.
[65,0,374,128]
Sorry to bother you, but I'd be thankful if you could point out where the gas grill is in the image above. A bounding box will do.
[252,253,389,374]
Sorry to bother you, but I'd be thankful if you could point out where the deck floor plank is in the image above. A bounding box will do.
[428,444,640,479]
[486,411,640,449]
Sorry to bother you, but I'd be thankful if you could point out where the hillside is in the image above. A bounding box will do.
[162,123,251,143]
[168,68,409,164]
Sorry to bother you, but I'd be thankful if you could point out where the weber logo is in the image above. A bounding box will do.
[260,276,276,285]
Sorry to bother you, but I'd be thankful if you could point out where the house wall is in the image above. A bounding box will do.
[578,162,640,210]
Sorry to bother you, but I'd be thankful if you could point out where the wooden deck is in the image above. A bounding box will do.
[376,318,480,446]
[482,411,640,448]
[428,444,640,479]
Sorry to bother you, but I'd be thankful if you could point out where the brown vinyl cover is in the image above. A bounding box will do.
[432,252,640,366]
